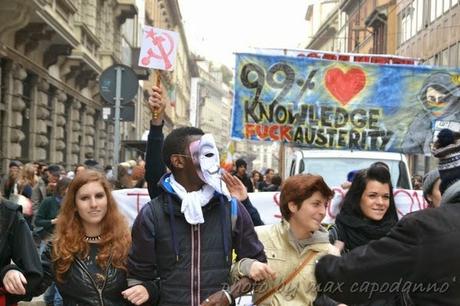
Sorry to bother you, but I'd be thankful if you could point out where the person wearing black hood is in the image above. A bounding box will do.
[315,128,460,306]
[402,72,460,154]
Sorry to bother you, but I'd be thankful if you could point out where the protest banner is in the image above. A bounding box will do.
[252,47,421,65]
[247,188,428,225]
[112,188,150,227]
[231,53,460,154]
[113,188,428,226]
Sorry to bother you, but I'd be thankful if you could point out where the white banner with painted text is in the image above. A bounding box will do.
[113,188,428,226]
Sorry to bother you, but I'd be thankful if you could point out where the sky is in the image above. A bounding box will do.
[178,0,309,69]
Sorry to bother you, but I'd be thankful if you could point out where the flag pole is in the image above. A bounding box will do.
[152,70,161,120]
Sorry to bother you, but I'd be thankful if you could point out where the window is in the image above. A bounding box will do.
[441,48,448,66]
[430,0,436,22]
[416,0,424,31]
[422,0,431,27]
[402,11,409,42]
[399,2,418,44]
[443,0,451,13]
[449,44,458,66]
[410,2,417,37]
[373,22,386,54]
[403,8,410,42]
[436,1,443,18]
[426,56,434,65]
[20,74,35,161]
[434,53,440,65]
[458,41,460,66]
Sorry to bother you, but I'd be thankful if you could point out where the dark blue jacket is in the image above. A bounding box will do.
[145,123,165,199]
[128,174,266,306]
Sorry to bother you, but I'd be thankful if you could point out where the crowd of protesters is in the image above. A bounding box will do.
[0,84,459,306]
[232,159,282,193]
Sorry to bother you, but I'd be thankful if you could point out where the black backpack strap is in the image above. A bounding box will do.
[230,198,238,232]
[328,223,339,245]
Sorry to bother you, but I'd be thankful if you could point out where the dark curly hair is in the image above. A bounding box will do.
[340,165,397,220]
[162,127,204,170]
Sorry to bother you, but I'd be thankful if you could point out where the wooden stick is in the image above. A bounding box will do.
[153,70,161,120]
[156,70,161,87]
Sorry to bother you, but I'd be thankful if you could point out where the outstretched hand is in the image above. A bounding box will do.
[222,172,248,202]
[148,85,165,125]
[122,284,149,305]
[249,261,276,282]
[329,240,345,256]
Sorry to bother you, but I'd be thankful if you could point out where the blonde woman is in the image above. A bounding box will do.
[11,163,36,225]
[16,163,38,198]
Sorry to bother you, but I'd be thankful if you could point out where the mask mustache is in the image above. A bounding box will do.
[205,167,220,175]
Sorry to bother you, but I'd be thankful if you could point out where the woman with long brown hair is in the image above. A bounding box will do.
[11,163,37,224]
[40,170,132,305]
[16,163,38,191]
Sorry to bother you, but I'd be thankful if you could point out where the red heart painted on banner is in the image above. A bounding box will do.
[324,67,366,106]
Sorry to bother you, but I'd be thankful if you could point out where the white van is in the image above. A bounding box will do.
[285,149,413,189]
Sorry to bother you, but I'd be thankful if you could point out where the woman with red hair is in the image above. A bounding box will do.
[40,170,132,305]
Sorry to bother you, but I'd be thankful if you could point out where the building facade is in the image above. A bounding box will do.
[305,0,341,51]
[339,0,398,54]
[397,0,460,67]
[189,60,232,150]
[0,0,198,173]
[0,0,141,172]
[305,0,398,54]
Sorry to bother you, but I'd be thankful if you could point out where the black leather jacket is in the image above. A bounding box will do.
[41,245,131,306]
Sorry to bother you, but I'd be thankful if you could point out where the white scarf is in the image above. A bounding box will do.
[169,175,215,224]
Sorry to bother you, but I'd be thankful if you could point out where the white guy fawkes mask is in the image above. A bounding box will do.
[189,134,229,197]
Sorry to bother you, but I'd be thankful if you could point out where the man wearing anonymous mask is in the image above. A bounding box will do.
[126,126,274,306]
[189,134,230,197]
